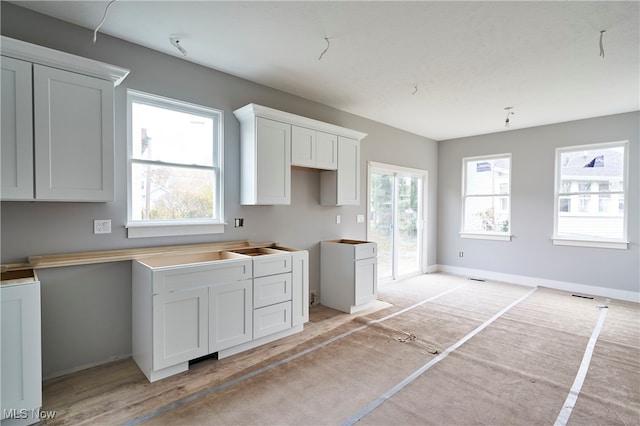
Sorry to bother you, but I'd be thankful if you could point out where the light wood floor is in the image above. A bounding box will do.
[38,273,640,425]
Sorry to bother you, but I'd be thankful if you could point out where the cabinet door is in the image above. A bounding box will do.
[316,131,338,170]
[291,125,315,168]
[290,250,309,326]
[1,56,34,200]
[209,279,252,352]
[354,257,377,306]
[337,136,360,205]
[153,288,208,370]
[33,65,114,201]
[256,117,291,204]
[1,282,42,420]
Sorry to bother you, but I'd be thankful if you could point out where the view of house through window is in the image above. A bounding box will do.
[462,154,511,237]
[555,142,627,242]
[127,90,223,227]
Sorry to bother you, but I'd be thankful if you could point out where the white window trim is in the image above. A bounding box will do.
[126,222,225,239]
[126,89,224,238]
[460,232,512,242]
[461,153,512,241]
[552,140,629,250]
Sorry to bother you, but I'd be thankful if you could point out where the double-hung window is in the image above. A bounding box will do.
[553,141,628,249]
[461,154,511,241]
[126,90,224,238]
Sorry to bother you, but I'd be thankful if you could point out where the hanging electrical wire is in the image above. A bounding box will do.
[93,0,117,43]
[318,37,330,61]
[599,30,606,58]
[412,85,418,95]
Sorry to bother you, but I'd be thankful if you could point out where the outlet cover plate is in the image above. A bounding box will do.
[94,219,112,234]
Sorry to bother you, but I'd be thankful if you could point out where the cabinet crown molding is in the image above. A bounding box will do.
[1,36,129,86]
[233,103,367,141]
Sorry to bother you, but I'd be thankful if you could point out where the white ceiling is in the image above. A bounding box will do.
[9,1,640,141]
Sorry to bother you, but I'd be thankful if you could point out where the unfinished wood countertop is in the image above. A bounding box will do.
[1,240,278,272]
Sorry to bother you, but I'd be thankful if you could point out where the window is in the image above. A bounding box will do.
[126,90,224,238]
[461,154,511,241]
[553,141,628,249]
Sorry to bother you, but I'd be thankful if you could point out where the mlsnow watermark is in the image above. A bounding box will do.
[3,408,57,421]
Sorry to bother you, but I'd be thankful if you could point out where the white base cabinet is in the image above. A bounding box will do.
[320,240,377,314]
[133,245,308,382]
[1,271,42,426]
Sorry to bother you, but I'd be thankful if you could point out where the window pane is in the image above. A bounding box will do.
[465,158,510,196]
[464,196,510,233]
[556,143,626,241]
[131,163,216,221]
[131,102,215,167]
[559,147,624,192]
[557,206,624,239]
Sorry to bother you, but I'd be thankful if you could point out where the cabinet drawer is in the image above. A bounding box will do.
[354,242,377,260]
[152,259,252,294]
[254,273,292,309]
[253,301,292,339]
[252,252,292,277]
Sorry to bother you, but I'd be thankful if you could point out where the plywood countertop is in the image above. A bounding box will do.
[1,240,279,272]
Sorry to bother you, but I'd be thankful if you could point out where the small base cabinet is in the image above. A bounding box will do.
[1,270,42,426]
[132,245,308,382]
[320,240,377,314]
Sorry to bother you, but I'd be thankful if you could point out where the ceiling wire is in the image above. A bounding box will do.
[318,37,330,61]
[93,0,117,43]
[599,30,606,58]
[504,107,514,127]
[170,36,188,56]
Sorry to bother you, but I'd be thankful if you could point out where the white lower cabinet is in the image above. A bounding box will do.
[1,271,42,426]
[320,240,378,314]
[133,245,308,382]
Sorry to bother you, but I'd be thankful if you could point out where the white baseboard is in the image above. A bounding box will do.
[425,264,438,273]
[436,264,639,303]
[43,352,131,380]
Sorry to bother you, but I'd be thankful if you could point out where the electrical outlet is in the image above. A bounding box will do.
[336,215,341,224]
[94,219,111,234]
[357,214,365,223]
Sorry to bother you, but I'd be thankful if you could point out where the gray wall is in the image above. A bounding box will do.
[0,3,439,377]
[438,112,639,294]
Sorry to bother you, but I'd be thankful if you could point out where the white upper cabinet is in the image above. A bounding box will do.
[0,36,129,202]
[234,103,366,206]
[321,136,361,206]
[316,131,338,170]
[34,65,115,201]
[291,126,337,170]
[237,115,292,205]
[1,56,33,201]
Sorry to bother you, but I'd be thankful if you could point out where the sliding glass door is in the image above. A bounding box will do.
[368,162,426,282]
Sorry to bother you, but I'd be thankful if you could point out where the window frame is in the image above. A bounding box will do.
[552,140,629,250]
[125,89,224,238]
[460,153,512,241]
